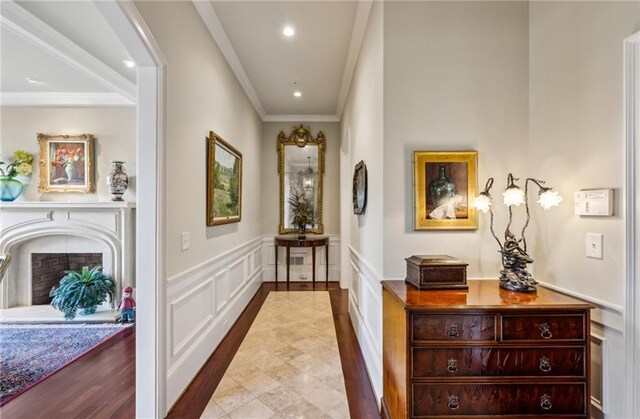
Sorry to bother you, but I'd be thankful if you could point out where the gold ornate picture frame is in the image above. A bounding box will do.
[37,134,95,194]
[207,131,243,226]
[414,150,478,230]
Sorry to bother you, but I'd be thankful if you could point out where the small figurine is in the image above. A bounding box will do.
[118,286,136,323]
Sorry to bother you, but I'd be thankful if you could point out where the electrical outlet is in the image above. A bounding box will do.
[299,273,308,280]
[181,232,190,251]
[586,233,603,259]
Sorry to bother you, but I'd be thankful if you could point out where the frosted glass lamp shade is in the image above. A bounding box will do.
[538,190,563,210]
[472,194,492,213]
[502,187,525,207]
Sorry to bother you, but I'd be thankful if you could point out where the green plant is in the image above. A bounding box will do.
[50,266,115,320]
[0,150,34,178]
[288,182,314,231]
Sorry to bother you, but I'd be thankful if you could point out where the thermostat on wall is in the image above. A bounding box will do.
[574,189,613,216]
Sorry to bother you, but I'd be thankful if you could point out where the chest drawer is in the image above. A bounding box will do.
[411,383,585,417]
[412,346,585,378]
[502,314,585,341]
[411,314,496,342]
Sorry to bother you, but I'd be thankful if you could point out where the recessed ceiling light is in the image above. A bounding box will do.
[294,91,302,97]
[283,26,295,37]
[24,77,41,84]
[123,60,136,68]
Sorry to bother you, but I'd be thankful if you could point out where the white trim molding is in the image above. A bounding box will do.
[166,236,263,408]
[348,245,383,401]
[0,1,136,102]
[263,114,340,123]
[624,30,640,419]
[0,92,135,107]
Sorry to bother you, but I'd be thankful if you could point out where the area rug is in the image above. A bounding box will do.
[0,323,130,406]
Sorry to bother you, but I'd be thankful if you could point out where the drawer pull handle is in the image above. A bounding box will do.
[448,394,459,410]
[539,322,552,339]
[540,394,552,410]
[447,358,458,373]
[447,324,460,337]
[539,356,551,372]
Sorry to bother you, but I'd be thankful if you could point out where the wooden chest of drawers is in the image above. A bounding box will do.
[382,280,593,418]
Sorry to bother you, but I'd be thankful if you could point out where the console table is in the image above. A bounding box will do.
[382,280,593,418]
[274,235,329,285]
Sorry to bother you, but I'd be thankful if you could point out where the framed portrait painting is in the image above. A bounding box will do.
[37,134,95,193]
[207,131,242,226]
[414,151,477,230]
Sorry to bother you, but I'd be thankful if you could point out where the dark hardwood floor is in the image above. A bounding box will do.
[1,326,135,419]
[1,282,379,419]
[168,281,380,418]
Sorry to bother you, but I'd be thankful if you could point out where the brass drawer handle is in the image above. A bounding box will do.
[539,356,551,373]
[539,322,552,339]
[448,394,459,410]
[447,324,460,337]
[447,358,458,373]
[540,393,552,410]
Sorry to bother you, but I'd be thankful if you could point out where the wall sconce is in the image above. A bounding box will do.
[473,174,563,293]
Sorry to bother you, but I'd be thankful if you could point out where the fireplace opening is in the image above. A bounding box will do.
[31,253,103,305]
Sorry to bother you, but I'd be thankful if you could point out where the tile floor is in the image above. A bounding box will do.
[201,291,349,419]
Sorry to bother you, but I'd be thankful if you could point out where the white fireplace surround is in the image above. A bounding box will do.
[0,202,135,309]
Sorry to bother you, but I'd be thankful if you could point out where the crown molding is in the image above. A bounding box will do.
[192,0,267,120]
[0,92,135,107]
[335,0,373,119]
[263,114,339,123]
[0,1,136,102]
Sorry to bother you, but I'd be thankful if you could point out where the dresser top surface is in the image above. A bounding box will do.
[382,280,593,310]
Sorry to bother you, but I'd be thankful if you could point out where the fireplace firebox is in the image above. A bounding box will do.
[31,253,103,305]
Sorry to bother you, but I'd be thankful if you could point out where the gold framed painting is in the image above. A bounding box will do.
[414,151,478,230]
[206,131,242,226]
[37,134,95,193]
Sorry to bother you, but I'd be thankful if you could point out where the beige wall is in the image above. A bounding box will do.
[136,1,263,278]
[529,0,639,309]
[383,1,530,278]
[261,122,340,235]
[341,2,384,274]
[0,106,136,202]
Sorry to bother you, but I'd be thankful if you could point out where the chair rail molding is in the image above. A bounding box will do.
[624,30,640,419]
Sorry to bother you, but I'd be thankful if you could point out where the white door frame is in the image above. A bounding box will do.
[340,127,352,290]
[94,1,167,417]
[624,30,640,419]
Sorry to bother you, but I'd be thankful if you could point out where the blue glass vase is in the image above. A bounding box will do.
[0,176,24,202]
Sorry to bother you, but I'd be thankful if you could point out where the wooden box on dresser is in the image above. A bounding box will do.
[381,280,593,419]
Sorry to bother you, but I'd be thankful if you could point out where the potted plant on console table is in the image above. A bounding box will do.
[288,182,314,238]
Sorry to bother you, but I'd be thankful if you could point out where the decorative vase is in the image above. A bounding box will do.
[65,163,76,182]
[297,224,307,239]
[107,161,129,202]
[0,176,24,202]
[428,164,456,207]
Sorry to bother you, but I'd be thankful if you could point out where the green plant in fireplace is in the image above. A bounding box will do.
[50,266,115,320]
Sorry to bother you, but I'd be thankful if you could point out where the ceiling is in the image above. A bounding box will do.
[0,1,135,106]
[199,1,372,120]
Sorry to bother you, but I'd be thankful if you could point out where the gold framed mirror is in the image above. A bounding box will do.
[278,125,325,234]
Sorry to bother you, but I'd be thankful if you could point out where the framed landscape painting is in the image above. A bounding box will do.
[37,133,95,193]
[414,150,477,230]
[207,131,242,226]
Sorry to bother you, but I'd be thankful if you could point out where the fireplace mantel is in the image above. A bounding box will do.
[0,201,136,310]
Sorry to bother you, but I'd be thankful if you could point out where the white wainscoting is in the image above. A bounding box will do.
[165,236,263,408]
[348,246,383,401]
[261,234,340,282]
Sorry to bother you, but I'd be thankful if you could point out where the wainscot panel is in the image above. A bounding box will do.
[348,246,383,401]
[166,236,263,408]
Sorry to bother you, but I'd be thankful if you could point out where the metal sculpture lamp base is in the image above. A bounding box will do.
[498,234,537,293]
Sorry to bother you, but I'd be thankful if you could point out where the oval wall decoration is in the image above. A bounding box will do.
[352,160,367,215]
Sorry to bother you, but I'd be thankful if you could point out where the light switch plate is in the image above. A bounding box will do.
[586,233,603,259]
[181,232,190,251]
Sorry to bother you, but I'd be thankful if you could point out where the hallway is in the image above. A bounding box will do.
[168,283,379,418]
